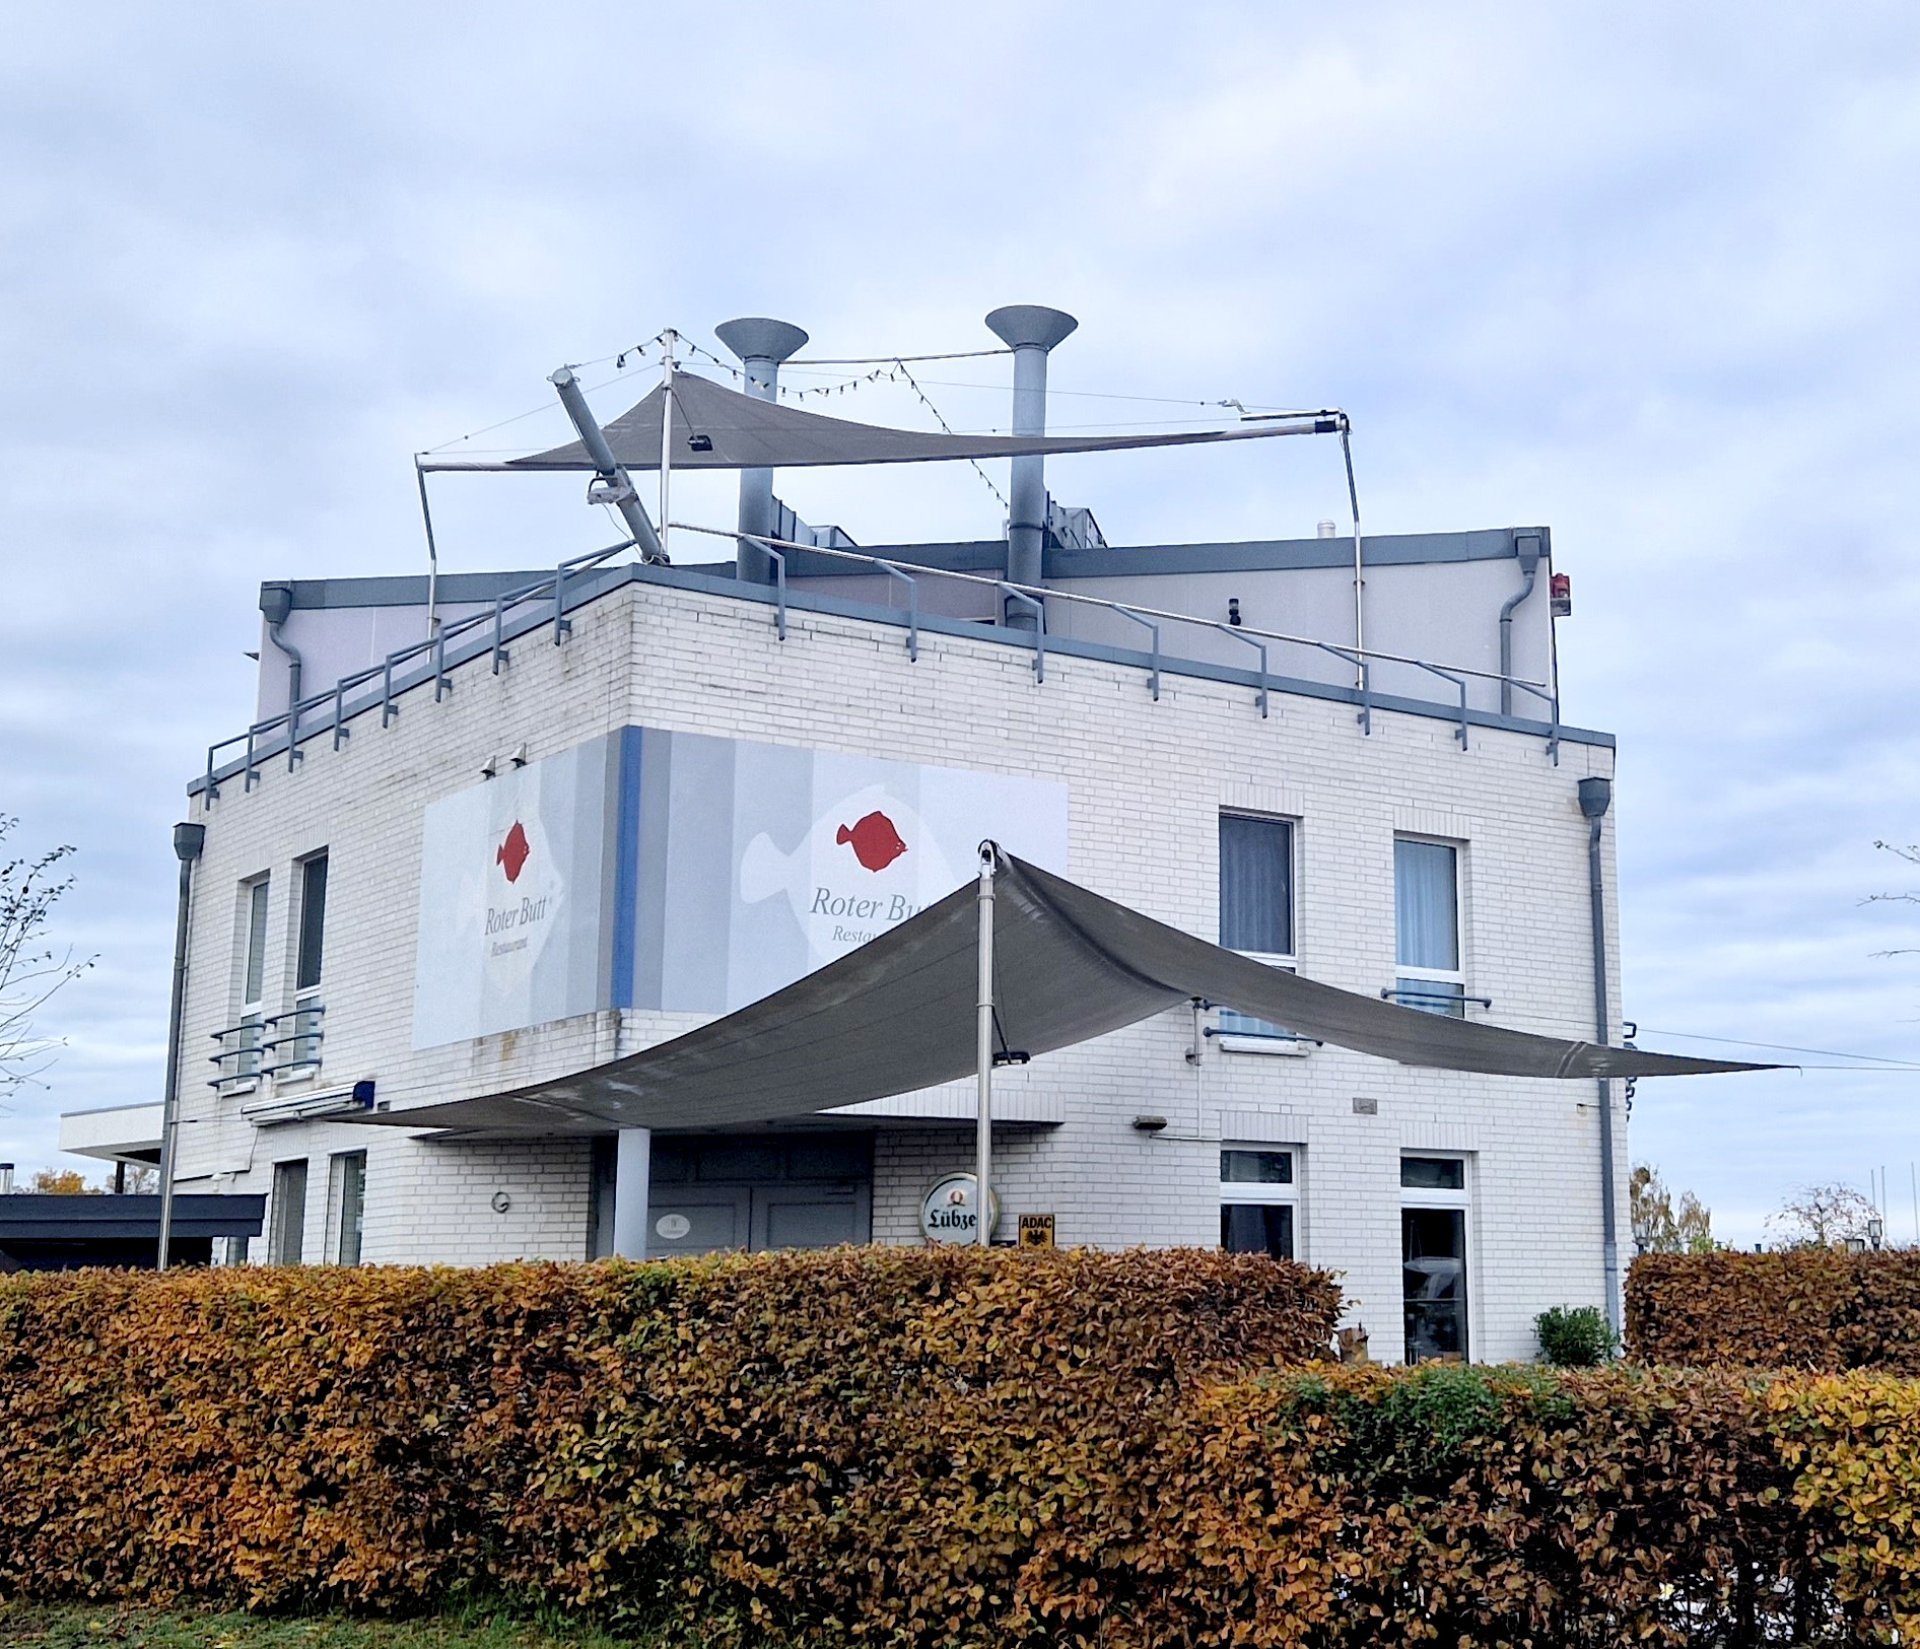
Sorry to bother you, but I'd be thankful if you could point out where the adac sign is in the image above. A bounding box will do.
[412,727,1068,1048]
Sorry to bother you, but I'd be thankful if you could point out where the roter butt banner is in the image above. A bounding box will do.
[412,727,1068,1048]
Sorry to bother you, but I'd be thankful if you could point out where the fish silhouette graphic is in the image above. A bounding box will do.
[496,821,531,883]
[836,810,908,873]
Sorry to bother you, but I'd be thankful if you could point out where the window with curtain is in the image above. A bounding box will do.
[1393,837,1464,1017]
[1217,814,1297,1038]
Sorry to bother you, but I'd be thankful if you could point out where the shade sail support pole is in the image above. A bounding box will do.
[548,367,665,562]
[975,842,995,1249]
[657,331,677,565]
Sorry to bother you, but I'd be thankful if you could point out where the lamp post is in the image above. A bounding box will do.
[155,819,206,1269]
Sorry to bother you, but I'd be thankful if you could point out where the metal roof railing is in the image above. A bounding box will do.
[200,528,1566,808]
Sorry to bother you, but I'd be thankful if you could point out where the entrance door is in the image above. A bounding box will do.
[644,1187,752,1258]
[642,1133,872,1259]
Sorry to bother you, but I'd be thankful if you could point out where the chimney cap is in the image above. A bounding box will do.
[985,305,1079,352]
[714,317,809,365]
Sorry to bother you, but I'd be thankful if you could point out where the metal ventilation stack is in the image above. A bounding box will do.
[984,304,1077,629]
[715,317,810,584]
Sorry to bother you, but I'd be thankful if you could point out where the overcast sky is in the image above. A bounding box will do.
[3,3,1916,1243]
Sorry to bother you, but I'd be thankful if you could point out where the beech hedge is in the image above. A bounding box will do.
[1629,1248,1920,1373]
[5,1250,1920,1645]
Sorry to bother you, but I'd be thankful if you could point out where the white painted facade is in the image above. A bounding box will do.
[109,523,1627,1365]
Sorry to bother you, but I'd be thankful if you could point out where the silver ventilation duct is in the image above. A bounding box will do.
[984,305,1077,628]
[715,317,810,583]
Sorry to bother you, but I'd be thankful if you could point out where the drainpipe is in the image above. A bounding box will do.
[259,584,302,732]
[1578,776,1621,1336]
[1498,533,1544,716]
[156,818,207,1270]
[715,317,809,584]
[984,305,1078,629]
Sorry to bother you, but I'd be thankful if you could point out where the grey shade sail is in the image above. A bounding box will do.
[358,849,1771,1137]
[461,371,1332,474]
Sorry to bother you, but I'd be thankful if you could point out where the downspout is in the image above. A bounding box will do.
[156,819,206,1269]
[1498,533,1544,716]
[259,583,302,731]
[1578,776,1621,1336]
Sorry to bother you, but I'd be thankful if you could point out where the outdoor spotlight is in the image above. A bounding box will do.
[688,433,713,452]
[172,821,206,863]
[1132,1115,1169,1133]
[1577,776,1612,820]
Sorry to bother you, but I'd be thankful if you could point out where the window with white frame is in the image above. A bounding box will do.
[235,876,270,1081]
[1401,1154,1470,1362]
[330,1150,366,1266]
[269,1158,309,1266]
[1393,837,1465,1017]
[1217,813,1299,1041]
[1219,1146,1298,1259]
[281,852,328,1073]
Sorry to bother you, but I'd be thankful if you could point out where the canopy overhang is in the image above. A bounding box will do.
[357,849,1768,1137]
[416,371,1336,474]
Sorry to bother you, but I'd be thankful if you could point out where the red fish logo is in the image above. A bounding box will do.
[496,821,531,883]
[836,810,908,873]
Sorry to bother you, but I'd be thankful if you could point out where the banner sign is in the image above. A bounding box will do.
[413,728,1068,1047]
[411,734,622,1049]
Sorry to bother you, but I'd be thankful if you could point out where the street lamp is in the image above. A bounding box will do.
[155,819,206,1269]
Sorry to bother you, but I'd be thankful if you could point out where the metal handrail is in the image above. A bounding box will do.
[996,585,1047,681]
[872,559,920,661]
[1303,641,1372,733]
[671,522,1549,690]
[200,523,1567,804]
[201,539,634,805]
[1209,623,1271,718]
[1397,658,1471,748]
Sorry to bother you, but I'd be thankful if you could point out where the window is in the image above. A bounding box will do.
[331,1151,366,1266]
[1219,1146,1297,1259]
[295,854,328,993]
[1217,814,1298,1040]
[1394,838,1465,1017]
[1402,1155,1469,1362]
[269,1159,309,1265]
[283,853,328,1071]
[236,877,270,1080]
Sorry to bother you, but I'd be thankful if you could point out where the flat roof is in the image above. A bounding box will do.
[0,1194,266,1242]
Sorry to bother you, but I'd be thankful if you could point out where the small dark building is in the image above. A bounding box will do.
[0,1194,265,1272]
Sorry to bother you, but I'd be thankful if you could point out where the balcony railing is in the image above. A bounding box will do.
[210,1002,324,1088]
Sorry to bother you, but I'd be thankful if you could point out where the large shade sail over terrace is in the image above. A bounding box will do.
[414,371,1335,473]
[360,850,1770,1137]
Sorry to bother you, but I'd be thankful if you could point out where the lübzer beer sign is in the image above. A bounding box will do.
[919,1173,1000,1245]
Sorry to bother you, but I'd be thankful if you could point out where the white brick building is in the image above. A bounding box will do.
[65,313,1641,1364]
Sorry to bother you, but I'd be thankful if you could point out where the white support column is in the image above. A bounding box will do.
[611,1127,652,1258]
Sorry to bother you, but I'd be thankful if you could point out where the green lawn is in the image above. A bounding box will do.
[0,1602,658,1649]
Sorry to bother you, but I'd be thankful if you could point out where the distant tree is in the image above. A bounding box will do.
[1867,840,1918,965]
[1631,1163,1716,1254]
[29,1168,95,1195]
[1767,1182,1877,1249]
[0,815,94,1108]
